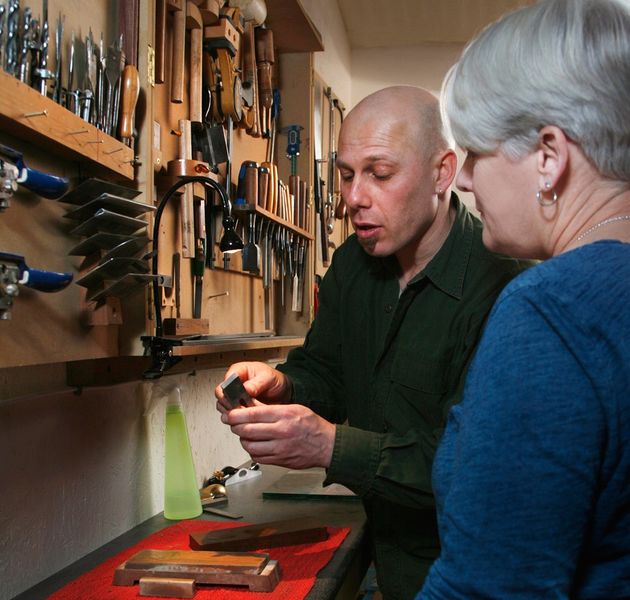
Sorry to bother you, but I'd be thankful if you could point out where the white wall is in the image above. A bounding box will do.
[351,43,463,104]
[301,0,353,108]
[351,43,476,210]
[0,370,248,599]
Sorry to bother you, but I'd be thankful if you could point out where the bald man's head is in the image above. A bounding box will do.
[341,86,449,160]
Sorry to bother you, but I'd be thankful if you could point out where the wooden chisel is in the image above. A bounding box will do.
[170,0,186,103]
[255,27,273,136]
[192,196,206,318]
[118,64,139,143]
[258,165,269,209]
[178,119,195,257]
[155,0,167,83]
[299,179,308,231]
[187,1,203,123]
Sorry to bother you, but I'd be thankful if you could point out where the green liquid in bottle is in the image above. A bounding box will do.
[164,400,202,520]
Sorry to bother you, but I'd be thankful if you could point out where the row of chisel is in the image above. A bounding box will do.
[235,160,310,231]
[235,213,307,314]
[0,0,132,141]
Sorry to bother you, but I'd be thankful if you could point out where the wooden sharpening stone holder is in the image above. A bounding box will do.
[189,516,329,551]
[112,549,281,596]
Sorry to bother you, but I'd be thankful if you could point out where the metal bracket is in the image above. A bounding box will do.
[225,465,262,486]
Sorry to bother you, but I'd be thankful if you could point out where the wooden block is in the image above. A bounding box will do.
[163,318,209,336]
[189,516,329,551]
[166,159,211,178]
[113,549,281,592]
[139,577,196,598]
[84,297,124,326]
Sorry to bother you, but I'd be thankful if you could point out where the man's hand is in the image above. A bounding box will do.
[223,403,336,470]
[215,362,291,416]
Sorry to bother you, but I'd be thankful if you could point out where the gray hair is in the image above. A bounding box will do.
[443,0,630,181]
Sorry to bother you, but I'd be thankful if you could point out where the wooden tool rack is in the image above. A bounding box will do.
[0,0,325,383]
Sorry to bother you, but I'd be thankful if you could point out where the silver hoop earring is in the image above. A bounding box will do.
[536,188,558,207]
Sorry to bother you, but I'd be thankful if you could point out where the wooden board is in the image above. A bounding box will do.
[113,548,281,592]
[139,577,196,598]
[189,516,329,551]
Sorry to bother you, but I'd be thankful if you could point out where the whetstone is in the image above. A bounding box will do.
[113,548,281,593]
[139,577,196,598]
[189,516,329,551]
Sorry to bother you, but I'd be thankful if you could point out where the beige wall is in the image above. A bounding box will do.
[301,0,353,108]
[351,43,463,104]
[0,369,248,599]
[351,43,476,210]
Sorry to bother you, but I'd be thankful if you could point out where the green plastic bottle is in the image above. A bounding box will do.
[163,387,202,520]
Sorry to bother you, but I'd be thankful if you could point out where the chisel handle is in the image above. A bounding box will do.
[258,166,269,209]
[171,5,186,103]
[255,29,274,109]
[245,162,258,206]
[119,64,140,140]
[155,0,167,83]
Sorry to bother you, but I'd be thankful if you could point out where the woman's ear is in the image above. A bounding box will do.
[536,126,569,190]
[435,149,458,194]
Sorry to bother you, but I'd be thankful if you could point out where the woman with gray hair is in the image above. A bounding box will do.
[417,0,630,598]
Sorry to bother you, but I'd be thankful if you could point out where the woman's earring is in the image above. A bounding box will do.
[536,186,558,207]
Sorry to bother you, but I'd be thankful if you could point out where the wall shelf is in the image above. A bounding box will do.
[0,71,135,180]
[266,0,324,53]
[66,335,303,386]
[233,204,314,240]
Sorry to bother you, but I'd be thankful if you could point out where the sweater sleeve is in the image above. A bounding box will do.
[418,289,605,599]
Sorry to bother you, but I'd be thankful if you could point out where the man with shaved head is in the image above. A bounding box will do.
[216,86,527,599]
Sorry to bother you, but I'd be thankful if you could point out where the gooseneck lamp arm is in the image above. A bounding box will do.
[151,175,242,339]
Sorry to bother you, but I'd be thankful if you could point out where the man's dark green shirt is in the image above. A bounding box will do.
[278,195,528,600]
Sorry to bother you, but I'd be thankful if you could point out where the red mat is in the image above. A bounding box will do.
[49,519,350,599]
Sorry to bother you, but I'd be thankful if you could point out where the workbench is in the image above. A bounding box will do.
[13,465,370,600]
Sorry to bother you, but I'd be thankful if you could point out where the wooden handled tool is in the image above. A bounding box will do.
[118,64,139,140]
[255,28,273,111]
[240,20,260,136]
[155,0,167,83]
[255,27,274,136]
[244,162,258,206]
[187,1,203,123]
[289,174,300,227]
[179,119,194,257]
[198,0,221,24]
[260,160,275,213]
[170,0,186,103]
[300,179,308,231]
[204,16,243,121]
[258,165,269,209]
[119,0,139,68]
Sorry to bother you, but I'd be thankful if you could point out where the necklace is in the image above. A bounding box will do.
[576,215,630,242]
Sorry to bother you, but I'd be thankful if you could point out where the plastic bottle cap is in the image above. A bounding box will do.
[166,386,183,407]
